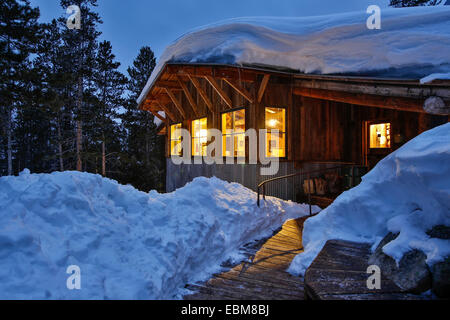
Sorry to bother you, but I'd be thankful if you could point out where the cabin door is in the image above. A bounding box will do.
[362,121,393,169]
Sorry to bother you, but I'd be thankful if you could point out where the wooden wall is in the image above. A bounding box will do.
[293,95,448,165]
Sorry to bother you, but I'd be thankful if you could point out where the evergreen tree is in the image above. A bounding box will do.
[390,0,443,6]
[121,46,165,192]
[59,0,102,172]
[91,40,127,177]
[32,19,74,172]
[0,0,40,175]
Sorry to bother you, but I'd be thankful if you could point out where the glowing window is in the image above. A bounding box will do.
[170,123,182,156]
[222,109,245,157]
[370,123,391,148]
[265,107,286,157]
[192,118,208,156]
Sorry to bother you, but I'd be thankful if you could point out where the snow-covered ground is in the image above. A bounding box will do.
[0,173,310,299]
[289,123,450,276]
[139,6,450,107]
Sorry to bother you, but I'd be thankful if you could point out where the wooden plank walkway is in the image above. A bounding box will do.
[304,240,426,300]
[183,218,307,300]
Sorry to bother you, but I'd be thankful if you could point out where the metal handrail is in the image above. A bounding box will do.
[257,164,359,214]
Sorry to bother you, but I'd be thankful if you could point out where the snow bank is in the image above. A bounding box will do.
[0,172,309,299]
[138,6,450,105]
[288,123,450,276]
[421,73,450,84]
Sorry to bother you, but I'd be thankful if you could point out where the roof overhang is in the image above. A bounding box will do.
[139,62,450,123]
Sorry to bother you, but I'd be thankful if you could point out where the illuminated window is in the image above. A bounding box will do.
[192,118,208,156]
[370,123,391,148]
[265,107,286,157]
[222,109,245,157]
[170,123,182,156]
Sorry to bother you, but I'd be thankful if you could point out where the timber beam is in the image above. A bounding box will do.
[188,75,214,113]
[177,76,200,118]
[294,87,425,113]
[155,80,183,90]
[257,74,270,103]
[166,64,257,82]
[157,101,176,122]
[163,87,186,119]
[223,78,254,103]
[204,75,233,109]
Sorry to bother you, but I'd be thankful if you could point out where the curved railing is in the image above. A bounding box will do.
[257,164,363,214]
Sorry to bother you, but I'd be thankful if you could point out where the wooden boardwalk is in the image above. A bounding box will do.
[184,218,307,300]
[304,240,426,300]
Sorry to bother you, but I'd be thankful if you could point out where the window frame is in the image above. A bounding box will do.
[221,107,246,158]
[264,106,287,159]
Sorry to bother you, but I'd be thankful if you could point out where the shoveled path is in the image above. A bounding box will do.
[183,218,307,300]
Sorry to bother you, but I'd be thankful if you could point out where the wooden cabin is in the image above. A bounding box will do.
[139,62,450,205]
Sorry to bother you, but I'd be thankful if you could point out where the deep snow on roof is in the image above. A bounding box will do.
[138,6,450,105]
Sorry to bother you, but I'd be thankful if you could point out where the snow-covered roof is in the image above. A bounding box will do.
[138,6,450,106]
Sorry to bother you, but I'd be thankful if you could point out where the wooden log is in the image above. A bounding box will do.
[257,74,270,103]
[163,87,186,119]
[188,75,214,113]
[204,75,233,108]
[177,76,200,117]
[157,101,176,122]
[294,87,425,113]
[223,78,254,103]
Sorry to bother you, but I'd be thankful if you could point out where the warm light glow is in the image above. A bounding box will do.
[170,123,182,156]
[370,123,391,148]
[265,107,286,157]
[267,119,278,128]
[222,109,245,157]
[192,118,207,156]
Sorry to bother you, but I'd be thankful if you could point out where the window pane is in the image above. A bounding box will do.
[235,133,246,157]
[170,123,182,156]
[222,109,246,157]
[266,132,285,158]
[266,107,285,132]
[192,118,208,156]
[265,107,286,157]
[171,140,182,156]
[223,135,234,157]
[370,123,391,148]
[222,112,233,134]
[234,109,245,133]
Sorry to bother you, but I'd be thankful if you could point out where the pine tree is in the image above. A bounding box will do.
[0,0,39,175]
[33,19,74,172]
[91,40,127,176]
[389,0,443,6]
[121,46,165,192]
[59,0,102,172]
[0,0,40,175]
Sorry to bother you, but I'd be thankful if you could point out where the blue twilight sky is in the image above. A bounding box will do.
[30,0,390,74]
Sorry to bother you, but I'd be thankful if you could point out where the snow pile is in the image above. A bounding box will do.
[138,6,450,105]
[421,73,450,84]
[289,123,450,276]
[0,173,309,299]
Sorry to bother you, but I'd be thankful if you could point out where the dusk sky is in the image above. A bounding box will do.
[30,0,389,74]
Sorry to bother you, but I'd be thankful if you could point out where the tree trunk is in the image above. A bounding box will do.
[7,107,12,176]
[102,139,106,177]
[57,117,64,171]
[76,77,83,171]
